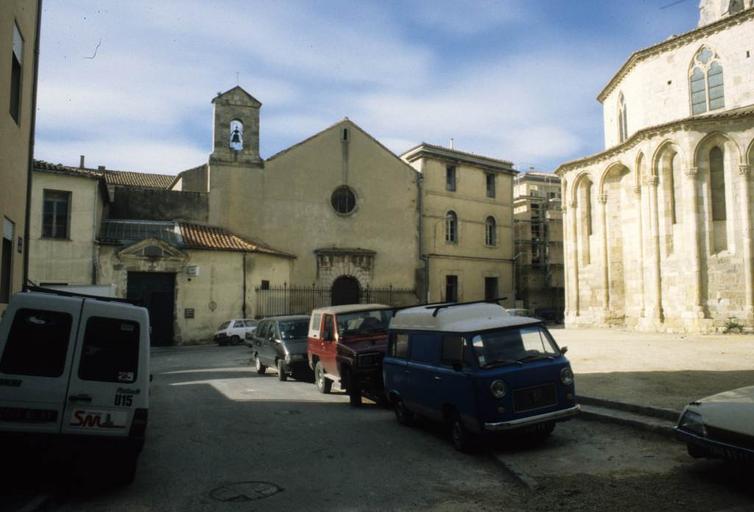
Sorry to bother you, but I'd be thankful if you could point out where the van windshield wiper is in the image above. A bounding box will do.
[482,359,523,368]
[517,354,554,363]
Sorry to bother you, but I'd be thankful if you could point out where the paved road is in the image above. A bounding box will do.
[21,345,754,512]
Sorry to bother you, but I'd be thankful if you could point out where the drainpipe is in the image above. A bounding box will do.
[23,0,43,288]
[417,169,428,302]
[242,252,247,317]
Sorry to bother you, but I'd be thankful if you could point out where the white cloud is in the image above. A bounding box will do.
[405,0,527,35]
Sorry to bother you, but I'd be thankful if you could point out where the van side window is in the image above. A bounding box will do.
[441,335,466,366]
[310,313,321,338]
[256,321,268,338]
[79,317,140,383]
[409,333,440,364]
[0,309,72,377]
[321,315,334,341]
[389,333,409,358]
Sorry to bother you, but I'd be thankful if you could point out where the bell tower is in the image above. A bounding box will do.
[209,86,263,167]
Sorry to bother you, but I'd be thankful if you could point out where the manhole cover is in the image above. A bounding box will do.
[209,481,283,502]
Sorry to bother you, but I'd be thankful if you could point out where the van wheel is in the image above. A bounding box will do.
[315,362,332,394]
[394,398,414,426]
[347,371,362,407]
[450,412,475,453]
[231,335,240,345]
[255,355,267,375]
[687,442,709,459]
[113,449,138,485]
[277,360,288,381]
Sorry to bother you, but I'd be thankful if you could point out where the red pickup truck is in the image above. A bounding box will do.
[307,304,394,406]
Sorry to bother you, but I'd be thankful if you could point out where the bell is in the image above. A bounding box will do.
[230,129,241,144]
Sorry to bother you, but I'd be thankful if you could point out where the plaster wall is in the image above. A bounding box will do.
[0,1,39,310]
[209,121,420,290]
[98,245,292,344]
[28,172,102,285]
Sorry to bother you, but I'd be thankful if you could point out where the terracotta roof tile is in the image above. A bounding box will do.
[178,222,295,257]
[103,170,175,189]
[33,160,176,189]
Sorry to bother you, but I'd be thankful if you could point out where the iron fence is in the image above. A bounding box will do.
[253,284,418,318]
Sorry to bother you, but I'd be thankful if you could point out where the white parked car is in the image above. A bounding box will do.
[214,319,257,346]
[675,385,754,463]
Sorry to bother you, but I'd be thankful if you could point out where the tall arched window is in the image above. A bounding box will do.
[689,47,725,115]
[710,147,726,221]
[485,216,496,246]
[445,211,458,243]
[729,0,744,15]
[618,93,628,143]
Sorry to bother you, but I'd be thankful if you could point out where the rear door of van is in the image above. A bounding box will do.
[0,294,83,434]
[61,300,149,439]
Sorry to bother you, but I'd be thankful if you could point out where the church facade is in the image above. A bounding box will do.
[557,1,754,332]
[30,87,516,344]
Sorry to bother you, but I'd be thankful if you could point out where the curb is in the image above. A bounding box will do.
[578,403,676,438]
[577,395,681,422]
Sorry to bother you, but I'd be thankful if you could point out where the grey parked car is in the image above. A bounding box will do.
[248,315,312,381]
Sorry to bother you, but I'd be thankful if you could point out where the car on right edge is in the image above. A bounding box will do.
[675,386,754,463]
[383,301,579,451]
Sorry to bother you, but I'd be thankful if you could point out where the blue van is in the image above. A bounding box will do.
[383,302,579,451]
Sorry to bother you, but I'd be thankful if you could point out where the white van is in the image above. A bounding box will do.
[0,290,150,484]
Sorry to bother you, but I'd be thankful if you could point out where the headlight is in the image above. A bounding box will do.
[560,367,574,386]
[490,380,507,399]
[678,409,706,436]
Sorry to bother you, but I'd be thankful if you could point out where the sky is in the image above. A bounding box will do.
[35,0,699,175]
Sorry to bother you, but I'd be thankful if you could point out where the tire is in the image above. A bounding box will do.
[347,371,362,407]
[277,359,288,381]
[231,335,240,346]
[255,355,267,375]
[687,442,709,459]
[112,448,139,486]
[315,362,332,394]
[449,411,475,453]
[394,398,414,426]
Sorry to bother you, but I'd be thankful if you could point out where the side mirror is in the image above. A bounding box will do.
[560,346,568,355]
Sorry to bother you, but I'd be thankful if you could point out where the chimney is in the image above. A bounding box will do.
[449,138,455,150]
[79,155,85,168]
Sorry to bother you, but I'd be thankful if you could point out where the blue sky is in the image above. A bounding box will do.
[35,0,699,175]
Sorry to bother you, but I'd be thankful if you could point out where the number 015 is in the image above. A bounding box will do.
[114,394,133,407]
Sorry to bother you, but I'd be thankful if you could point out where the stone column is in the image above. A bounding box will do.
[562,204,570,317]
[646,176,664,322]
[634,185,645,317]
[684,166,705,317]
[599,193,610,314]
[739,164,754,319]
[567,200,580,318]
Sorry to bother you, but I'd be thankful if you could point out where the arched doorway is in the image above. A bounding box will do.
[332,276,360,306]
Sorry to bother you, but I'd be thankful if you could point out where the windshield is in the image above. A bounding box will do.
[471,325,560,368]
[278,319,309,340]
[336,309,393,337]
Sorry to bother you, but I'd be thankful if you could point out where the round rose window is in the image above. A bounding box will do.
[331,186,356,215]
